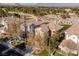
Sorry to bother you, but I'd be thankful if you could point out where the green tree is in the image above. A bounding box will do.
[50,32,65,49]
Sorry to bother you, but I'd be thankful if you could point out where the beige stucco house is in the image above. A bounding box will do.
[59,24,79,55]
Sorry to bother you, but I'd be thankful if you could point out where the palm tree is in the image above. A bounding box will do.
[47,26,51,56]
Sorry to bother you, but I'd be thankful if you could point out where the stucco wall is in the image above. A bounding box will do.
[65,32,79,43]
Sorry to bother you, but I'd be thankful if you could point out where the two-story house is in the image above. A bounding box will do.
[59,24,79,54]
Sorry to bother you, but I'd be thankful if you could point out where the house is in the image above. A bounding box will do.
[26,24,49,54]
[59,24,79,54]
[67,17,79,25]
[69,12,77,17]
[59,17,79,26]
[0,16,21,35]
[59,18,73,25]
